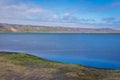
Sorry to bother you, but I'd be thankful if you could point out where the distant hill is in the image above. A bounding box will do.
[0,23,120,33]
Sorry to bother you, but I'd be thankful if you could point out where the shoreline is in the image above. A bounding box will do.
[1,32,120,34]
[0,51,119,70]
[0,51,120,80]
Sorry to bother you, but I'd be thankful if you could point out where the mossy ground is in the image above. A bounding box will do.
[0,51,120,80]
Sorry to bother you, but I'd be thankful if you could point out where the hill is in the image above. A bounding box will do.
[0,23,120,33]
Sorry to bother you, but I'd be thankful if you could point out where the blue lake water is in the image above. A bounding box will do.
[0,33,120,69]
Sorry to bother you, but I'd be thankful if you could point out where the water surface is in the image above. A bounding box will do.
[0,33,120,69]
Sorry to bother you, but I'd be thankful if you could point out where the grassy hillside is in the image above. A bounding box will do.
[0,51,120,80]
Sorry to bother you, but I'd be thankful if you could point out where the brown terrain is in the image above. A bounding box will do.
[0,51,120,80]
[0,23,120,33]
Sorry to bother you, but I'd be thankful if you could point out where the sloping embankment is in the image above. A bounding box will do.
[0,51,120,80]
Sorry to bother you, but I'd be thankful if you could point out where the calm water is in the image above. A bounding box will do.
[0,33,120,69]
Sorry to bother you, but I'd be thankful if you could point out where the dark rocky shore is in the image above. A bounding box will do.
[0,51,120,80]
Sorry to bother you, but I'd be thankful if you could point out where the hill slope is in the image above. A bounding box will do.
[0,51,120,80]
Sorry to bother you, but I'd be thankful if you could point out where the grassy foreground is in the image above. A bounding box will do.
[0,51,120,80]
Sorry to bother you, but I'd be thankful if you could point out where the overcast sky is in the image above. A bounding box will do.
[0,0,120,29]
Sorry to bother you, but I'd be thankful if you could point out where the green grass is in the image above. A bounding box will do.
[0,51,120,80]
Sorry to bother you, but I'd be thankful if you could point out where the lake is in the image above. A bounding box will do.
[0,33,120,69]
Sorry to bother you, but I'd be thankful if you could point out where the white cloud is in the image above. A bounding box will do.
[0,1,54,20]
[52,14,59,19]
[64,13,70,17]
[0,0,97,26]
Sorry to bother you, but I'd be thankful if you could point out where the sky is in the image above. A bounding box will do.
[0,0,120,29]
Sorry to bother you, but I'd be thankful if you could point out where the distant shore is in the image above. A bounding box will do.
[1,32,120,34]
[1,23,120,33]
